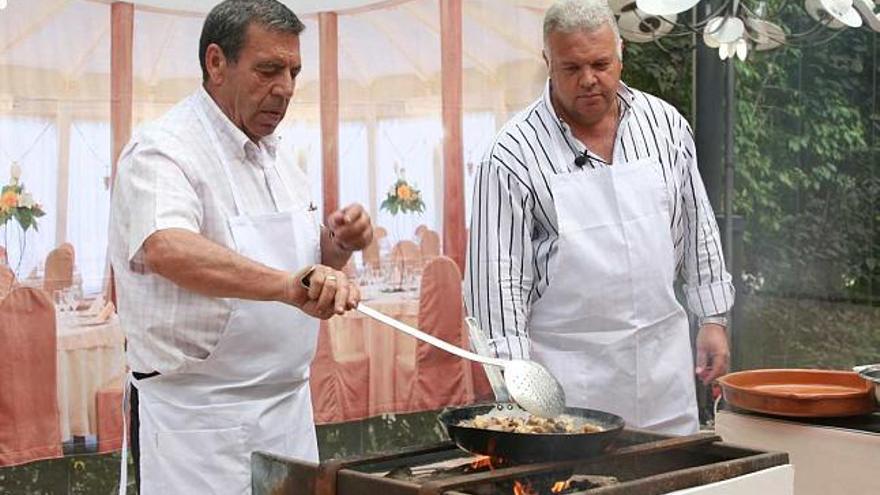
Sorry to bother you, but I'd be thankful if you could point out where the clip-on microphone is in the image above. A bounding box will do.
[574,149,590,168]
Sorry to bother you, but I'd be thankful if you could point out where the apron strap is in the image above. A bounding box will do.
[192,98,246,217]
[118,373,132,495]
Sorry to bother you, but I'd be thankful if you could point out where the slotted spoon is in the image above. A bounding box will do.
[357,304,566,418]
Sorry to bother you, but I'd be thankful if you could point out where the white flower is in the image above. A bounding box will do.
[20,192,34,208]
[10,163,21,182]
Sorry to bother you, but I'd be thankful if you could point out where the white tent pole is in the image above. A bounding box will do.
[367,113,378,220]
[55,101,71,247]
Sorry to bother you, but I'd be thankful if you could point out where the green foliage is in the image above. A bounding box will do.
[0,182,46,233]
[623,36,693,118]
[734,13,879,299]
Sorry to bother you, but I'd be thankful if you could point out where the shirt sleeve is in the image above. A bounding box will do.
[675,121,735,317]
[116,131,203,264]
[464,145,535,360]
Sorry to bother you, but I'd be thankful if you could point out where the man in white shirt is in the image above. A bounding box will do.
[109,1,372,493]
[465,0,733,435]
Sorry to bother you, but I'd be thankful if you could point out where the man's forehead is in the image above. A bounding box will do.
[242,23,301,56]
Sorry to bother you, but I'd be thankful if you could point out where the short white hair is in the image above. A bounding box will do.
[543,0,623,60]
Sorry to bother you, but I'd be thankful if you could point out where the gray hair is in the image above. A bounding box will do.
[543,0,622,60]
[199,0,305,82]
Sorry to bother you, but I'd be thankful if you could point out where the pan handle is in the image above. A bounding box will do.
[358,304,509,368]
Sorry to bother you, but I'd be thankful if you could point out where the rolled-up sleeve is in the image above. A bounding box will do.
[116,132,203,264]
[465,147,535,360]
[676,123,735,317]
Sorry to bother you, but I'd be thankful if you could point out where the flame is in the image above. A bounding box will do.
[468,455,493,470]
[551,480,571,493]
[513,480,538,495]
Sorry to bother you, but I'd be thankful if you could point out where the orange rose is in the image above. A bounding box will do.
[0,190,18,212]
[397,184,413,201]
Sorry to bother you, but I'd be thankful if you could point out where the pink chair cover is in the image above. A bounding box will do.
[414,224,427,240]
[374,226,388,240]
[0,245,7,265]
[95,376,126,453]
[43,247,75,294]
[310,321,371,424]
[0,288,62,466]
[395,256,471,411]
[0,264,14,301]
[419,230,441,262]
[391,240,421,270]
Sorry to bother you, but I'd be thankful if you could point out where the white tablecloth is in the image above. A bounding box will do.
[56,313,125,440]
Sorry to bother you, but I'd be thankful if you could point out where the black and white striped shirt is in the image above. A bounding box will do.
[464,80,734,360]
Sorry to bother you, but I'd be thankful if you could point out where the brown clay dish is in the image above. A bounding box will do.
[718,369,876,417]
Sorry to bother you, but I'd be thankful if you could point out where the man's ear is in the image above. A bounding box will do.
[204,44,228,85]
[542,49,550,70]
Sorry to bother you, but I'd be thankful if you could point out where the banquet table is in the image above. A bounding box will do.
[56,312,125,441]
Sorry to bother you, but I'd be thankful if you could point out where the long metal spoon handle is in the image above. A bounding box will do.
[357,304,508,368]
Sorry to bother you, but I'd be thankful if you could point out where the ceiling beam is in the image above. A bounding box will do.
[68,23,110,80]
[0,0,70,56]
[147,18,179,86]
[466,2,543,59]
[399,2,493,77]
[362,14,430,82]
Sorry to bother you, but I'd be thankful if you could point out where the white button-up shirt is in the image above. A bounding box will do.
[109,87,314,373]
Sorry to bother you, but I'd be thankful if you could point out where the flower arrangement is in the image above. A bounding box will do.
[380,165,425,215]
[1,163,45,233]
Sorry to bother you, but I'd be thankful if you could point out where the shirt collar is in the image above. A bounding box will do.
[195,87,279,163]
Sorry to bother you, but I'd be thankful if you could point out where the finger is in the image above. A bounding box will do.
[327,210,345,229]
[708,352,730,383]
[316,272,338,313]
[695,346,708,378]
[333,275,349,314]
[346,282,360,309]
[307,268,327,300]
[342,203,364,223]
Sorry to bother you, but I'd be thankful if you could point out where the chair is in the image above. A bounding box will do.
[95,376,126,453]
[419,230,441,262]
[394,256,471,411]
[414,224,427,240]
[0,245,7,265]
[43,246,75,294]
[0,287,62,466]
[374,226,387,241]
[0,265,14,301]
[390,240,421,271]
[309,321,371,424]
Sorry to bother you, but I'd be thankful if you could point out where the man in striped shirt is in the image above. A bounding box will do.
[464,0,734,434]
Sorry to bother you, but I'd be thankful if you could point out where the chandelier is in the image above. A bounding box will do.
[610,0,880,60]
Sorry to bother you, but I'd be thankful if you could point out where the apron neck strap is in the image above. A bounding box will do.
[193,99,247,216]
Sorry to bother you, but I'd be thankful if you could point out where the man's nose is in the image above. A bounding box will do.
[578,68,597,88]
[274,73,295,99]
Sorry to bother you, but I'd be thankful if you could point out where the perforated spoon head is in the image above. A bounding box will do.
[503,360,566,418]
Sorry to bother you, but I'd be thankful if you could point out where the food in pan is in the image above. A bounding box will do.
[459,413,604,434]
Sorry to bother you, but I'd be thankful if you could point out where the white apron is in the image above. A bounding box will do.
[528,153,698,435]
[127,105,321,495]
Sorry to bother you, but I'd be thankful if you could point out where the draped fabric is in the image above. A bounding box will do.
[43,246,74,295]
[0,288,62,467]
[403,256,472,411]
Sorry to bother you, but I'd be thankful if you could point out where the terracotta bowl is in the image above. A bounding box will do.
[718,369,875,417]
